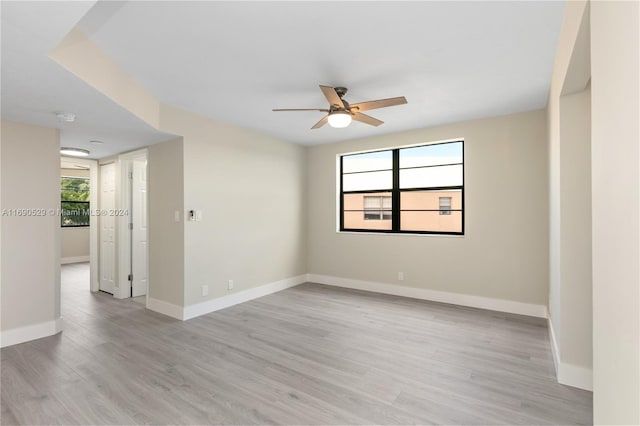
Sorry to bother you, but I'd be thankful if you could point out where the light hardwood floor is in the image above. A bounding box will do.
[1,263,592,425]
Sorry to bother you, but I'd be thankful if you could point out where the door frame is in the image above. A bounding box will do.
[115,148,149,301]
[61,156,99,292]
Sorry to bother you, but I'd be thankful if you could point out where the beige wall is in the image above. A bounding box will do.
[160,105,307,307]
[148,137,185,307]
[559,86,592,372]
[591,1,640,423]
[61,228,90,259]
[1,120,61,333]
[308,110,548,306]
[61,168,90,178]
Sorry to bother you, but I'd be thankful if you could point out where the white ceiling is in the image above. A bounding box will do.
[2,1,566,156]
[1,1,174,159]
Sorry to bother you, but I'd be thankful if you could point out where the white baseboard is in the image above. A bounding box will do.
[183,274,308,320]
[61,256,90,264]
[0,317,64,348]
[548,317,560,374]
[147,297,184,320]
[558,363,593,391]
[548,317,593,391]
[308,274,548,318]
[146,274,308,321]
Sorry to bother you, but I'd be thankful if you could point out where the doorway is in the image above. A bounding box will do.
[60,157,99,292]
[116,149,149,301]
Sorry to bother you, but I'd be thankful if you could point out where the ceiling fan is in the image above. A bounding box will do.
[273,85,407,129]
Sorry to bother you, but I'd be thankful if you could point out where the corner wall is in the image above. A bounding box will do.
[148,137,185,313]
[547,0,593,391]
[591,1,640,423]
[307,110,549,315]
[0,120,62,347]
[159,105,308,311]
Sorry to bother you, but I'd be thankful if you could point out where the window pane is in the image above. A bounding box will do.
[344,192,392,230]
[400,142,463,168]
[61,202,90,226]
[343,170,392,191]
[400,164,462,189]
[343,150,392,173]
[344,211,392,230]
[61,177,90,201]
[401,210,462,233]
[401,189,462,210]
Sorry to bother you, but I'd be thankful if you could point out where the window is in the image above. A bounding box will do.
[61,177,90,227]
[439,197,452,215]
[340,140,463,234]
[363,196,392,220]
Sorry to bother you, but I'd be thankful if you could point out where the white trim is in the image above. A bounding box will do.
[61,255,90,264]
[0,317,64,348]
[558,363,593,391]
[308,274,548,318]
[548,317,560,374]
[147,297,184,320]
[548,317,593,391]
[183,274,308,320]
[116,158,132,299]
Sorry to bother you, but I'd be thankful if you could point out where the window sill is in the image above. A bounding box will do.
[337,230,464,238]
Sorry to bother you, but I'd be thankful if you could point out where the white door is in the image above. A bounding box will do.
[131,160,148,297]
[99,163,116,294]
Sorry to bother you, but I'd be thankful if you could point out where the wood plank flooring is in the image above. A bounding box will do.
[1,263,592,425]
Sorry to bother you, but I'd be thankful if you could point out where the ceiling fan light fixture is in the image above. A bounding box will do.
[60,147,90,157]
[328,111,352,128]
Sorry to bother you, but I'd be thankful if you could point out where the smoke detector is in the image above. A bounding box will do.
[55,112,76,123]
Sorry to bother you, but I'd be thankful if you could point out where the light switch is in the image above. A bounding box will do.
[195,210,203,221]
[174,210,180,222]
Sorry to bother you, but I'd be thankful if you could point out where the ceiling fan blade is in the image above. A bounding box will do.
[319,85,345,108]
[311,115,329,129]
[350,96,407,112]
[352,112,384,127]
[272,108,329,112]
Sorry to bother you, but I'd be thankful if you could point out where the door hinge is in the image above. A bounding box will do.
[129,223,133,230]
[128,274,133,282]
[128,171,133,179]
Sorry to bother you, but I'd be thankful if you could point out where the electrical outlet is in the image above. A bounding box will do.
[228,280,234,290]
[398,272,404,281]
[201,285,208,296]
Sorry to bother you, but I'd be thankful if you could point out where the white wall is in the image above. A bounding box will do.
[307,110,548,312]
[591,1,640,423]
[0,120,62,347]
